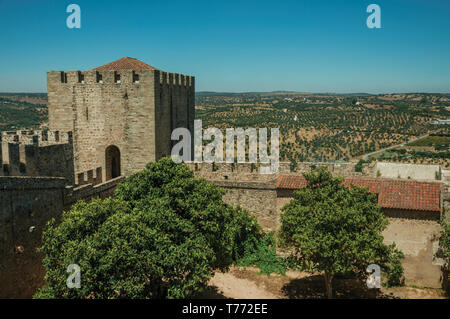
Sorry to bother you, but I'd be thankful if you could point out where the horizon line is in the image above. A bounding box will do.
[1,90,450,96]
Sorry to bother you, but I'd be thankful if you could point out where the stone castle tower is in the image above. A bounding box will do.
[46,57,195,182]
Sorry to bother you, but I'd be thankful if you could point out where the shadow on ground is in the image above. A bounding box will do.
[282,275,396,299]
[195,286,228,299]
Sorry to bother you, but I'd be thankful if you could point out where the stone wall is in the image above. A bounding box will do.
[375,162,441,181]
[63,176,125,210]
[212,180,279,231]
[0,130,74,184]
[0,177,66,298]
[155,72,195,159]
[186,161,375,182]
[290,161,374,177]
[0,175,125,298]
[382,218,444,288]
[187,162,291,182]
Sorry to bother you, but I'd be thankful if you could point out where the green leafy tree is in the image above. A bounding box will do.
[279,167,404,298]
[355,159,367,173]
[35,158,266,299]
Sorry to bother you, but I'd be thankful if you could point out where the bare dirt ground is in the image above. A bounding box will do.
[201,266,447,299]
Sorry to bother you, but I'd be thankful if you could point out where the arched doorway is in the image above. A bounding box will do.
[105,145,121,180]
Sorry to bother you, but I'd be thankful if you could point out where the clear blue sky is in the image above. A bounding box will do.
[0,0,449,93]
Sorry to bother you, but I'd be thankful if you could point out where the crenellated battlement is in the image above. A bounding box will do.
[47,69,195,87]
[184,162,291,182]
[1,130,73,146]
[184,161,375,181]
[0,130,74,182]
[185,161,291,173]
[158,71,195,87]
[75,167,103,187]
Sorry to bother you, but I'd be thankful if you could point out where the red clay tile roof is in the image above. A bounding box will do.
[276,175,441,213]
[93,57,158,71]
[276,175,308,189]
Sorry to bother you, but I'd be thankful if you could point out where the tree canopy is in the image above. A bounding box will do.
[35,158,266,299]
[279,167,404,298]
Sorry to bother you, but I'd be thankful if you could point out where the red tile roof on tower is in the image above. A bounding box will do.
[276,175,442,213]
[92,57,158,71]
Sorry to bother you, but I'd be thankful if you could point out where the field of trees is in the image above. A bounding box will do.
[0,94,47,131]
[367,137,450,168]
[196,92,450,166]
[0,92,448,166]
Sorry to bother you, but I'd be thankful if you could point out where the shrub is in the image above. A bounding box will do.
[355,159,366,172]
[383,245,405,287]
[236,234,286,276]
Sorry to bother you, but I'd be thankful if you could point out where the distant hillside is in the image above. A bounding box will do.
[196,92,450,166]
[0,94,47,131]
[196,91,374,97]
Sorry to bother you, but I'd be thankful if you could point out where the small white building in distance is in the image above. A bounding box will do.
[430,118,450,125]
